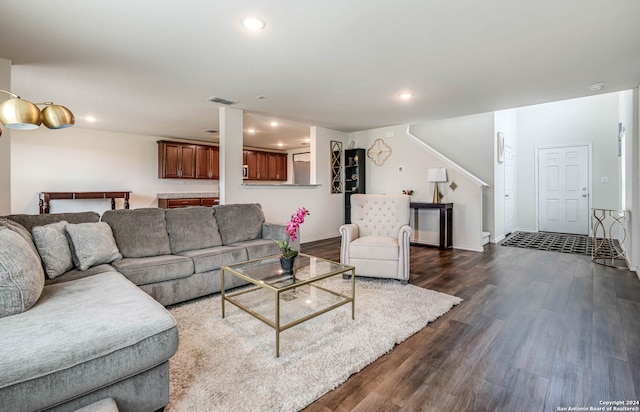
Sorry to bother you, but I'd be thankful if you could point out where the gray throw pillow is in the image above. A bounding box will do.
[32,221,74,279]
[165,206,223,253]
[65,222,122,271]
[0,218,39,258]
[0,228,45,318]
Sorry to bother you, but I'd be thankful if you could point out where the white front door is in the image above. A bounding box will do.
[504,143,514,235]
[537,145,590,235]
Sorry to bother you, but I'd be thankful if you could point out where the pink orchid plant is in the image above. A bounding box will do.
[278,207,310,259]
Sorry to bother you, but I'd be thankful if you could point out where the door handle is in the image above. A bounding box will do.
[582,194,588,197]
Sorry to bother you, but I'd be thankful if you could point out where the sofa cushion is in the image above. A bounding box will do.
[0,272,178,411]
[229,239,280,260]
[66,222,123,271]
[44,264,116,286]
[32,220,74,278]
[213,203,264,245]
[165,206,222,254]
[101,208,172,258]
[178,245,248,274]
[350,236,399,260]
[111,255,194,285]
[0,228,45,318]
[4,211,100,233]
[0,217,39,257]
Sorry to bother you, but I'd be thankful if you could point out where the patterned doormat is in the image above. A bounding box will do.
[501,231,615,256]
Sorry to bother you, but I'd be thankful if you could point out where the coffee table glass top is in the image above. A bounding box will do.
[221,253,356,356]
[223,253,352,290]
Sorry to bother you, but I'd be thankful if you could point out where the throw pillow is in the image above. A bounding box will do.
[0,228,45,318]
[0,218,39,258]
[65,222,122,271]
[165,206,223,253]
[31,221,74,278]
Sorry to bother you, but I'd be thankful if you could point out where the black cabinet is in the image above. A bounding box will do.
[344,148,366,223]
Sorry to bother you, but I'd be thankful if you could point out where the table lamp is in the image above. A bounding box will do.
[427,167,447,203]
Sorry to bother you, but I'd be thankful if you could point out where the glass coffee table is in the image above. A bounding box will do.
[221,253,356,357]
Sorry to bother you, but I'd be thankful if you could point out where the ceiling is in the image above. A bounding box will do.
[1,1,639,150]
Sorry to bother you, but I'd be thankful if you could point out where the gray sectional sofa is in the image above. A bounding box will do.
[0,204,292,412]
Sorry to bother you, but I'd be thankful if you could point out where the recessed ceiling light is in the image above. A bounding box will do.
[277,143,284,147]
[399,92,413,100]
[269,121,278,127]
[247,128,256,133]
[588,82,605,91]
[85,116,97,122]
[243,17,265,31]
[304,137,310,143]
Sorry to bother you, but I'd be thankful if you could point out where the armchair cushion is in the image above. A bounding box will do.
[350,236,399,260]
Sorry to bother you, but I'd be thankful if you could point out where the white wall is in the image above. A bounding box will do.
[408,113,496,240]
[628,88,639,275]
[0,58,11,215]
[618,89,635,270]
[349,124,485,251]
[515,92,622,231]
[493,109,518,242]
[9,109,346,244]
[10,127,220,214]
[220,107,347,243]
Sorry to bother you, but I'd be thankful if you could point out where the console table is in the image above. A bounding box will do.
[410,202,453,250]
[39,191,131,214]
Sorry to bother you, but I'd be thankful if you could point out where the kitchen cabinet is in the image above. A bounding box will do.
[196,145,219,179]
[158,196,220,209]
[243,150,287,181]
[158,141,197,179]
[158,141,218,180]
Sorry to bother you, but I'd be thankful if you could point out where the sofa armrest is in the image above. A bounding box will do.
[339,223,359,264]
[262,223,300,251]
[398,224,413,281]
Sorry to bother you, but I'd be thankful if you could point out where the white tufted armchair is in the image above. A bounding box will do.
[340,194,412,284]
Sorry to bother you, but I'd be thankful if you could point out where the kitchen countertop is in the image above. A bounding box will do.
[157,192,219,199]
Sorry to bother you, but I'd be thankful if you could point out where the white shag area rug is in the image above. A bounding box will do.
[166,277,462,412]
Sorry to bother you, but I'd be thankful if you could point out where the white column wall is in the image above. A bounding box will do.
[0,58,11,215]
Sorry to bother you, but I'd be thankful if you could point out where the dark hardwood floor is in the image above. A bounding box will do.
[300,237,640,412]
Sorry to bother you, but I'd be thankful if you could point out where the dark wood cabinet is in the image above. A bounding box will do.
[159,141,286,182]
[158,141,197,179]
[159,141,218,180]
[344,148,366,224]
[243,150,287,181]
[158,196,219,209]
[245,150,258,179]
[196,146,219,179]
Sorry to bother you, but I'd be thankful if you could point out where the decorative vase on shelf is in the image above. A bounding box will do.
[280,255,296,275]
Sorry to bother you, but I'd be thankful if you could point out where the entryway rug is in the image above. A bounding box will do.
[166,277,462,411]
[501,231,616,256]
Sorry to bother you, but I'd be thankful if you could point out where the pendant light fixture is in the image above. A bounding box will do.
[0,90,74,131]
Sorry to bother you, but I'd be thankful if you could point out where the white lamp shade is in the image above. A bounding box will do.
[427,167,447,182]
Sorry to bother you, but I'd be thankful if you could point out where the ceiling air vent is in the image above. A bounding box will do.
[207,96,238,105]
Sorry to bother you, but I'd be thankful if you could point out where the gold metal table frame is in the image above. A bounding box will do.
[221,254,356,357]
[591,208,629,269]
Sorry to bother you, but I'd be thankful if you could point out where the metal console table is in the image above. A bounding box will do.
[591,208,629,269]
